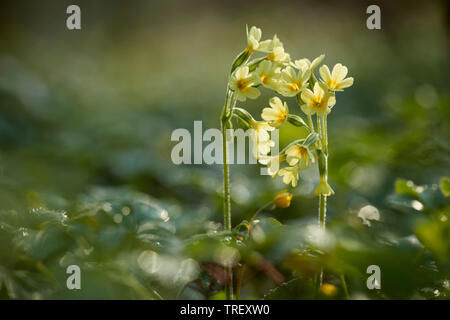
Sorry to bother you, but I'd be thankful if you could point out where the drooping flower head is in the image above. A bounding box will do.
[229,66,261,101]
[285,144,315,169]
[261,96,288,127]
[258,153,285,176]
[277,166,299,187]
[249,121,275,159]
[274,189,293,208]
[319,63,354,91]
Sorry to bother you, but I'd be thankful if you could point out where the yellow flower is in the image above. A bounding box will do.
[300,82,336,116]
[256,60,280,90]
[257,34,283,53]
[246,26,272,53]
[285,144,314,169]
[259,154,285,175]
[274,190,293,208]
[277,66,310,97]
[292,54,325,73]
[277,166,299,187]
[261,97,288,127]
[267,46,290,65]
[319,63,354,91]
[229,66,261,102]
[250,121,275,159]
[320,283,338,296]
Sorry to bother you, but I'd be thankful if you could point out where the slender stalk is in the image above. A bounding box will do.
[322,115,328,155]
[221,90,233,300]
[315,114,328,296]
[316,194,327,292]
[340,274,350,299]
[316,116,322,142]
[236,265,246,300]
[307,113,315,132]
[319,194,327,228]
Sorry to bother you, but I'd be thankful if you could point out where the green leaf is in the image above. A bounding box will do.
[395,179,420,198]
[440,177,450,197]
[230,49,250,74]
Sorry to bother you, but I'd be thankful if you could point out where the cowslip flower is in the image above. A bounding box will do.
[261,97,288,127]
[300,82,336,116]
[265,34,283,51]
[274,189,293,208]
[255,60,280,90]
[319,63,354,91]
[250,121,275,159]
[229,66,261,101]
[285,144,315,169]
[267,46,290,65]
[277,66,310,97]
[246,26,272,53]
[258,153,285,176]
[277,166,299,187]
[292,54,325,73]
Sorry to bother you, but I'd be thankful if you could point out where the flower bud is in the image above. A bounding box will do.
[233,107,255,130]
[304,132,319,148]
[287,114,308,128]
[231,49,251,74]
[320,283,337,296]
[248,57,267,72]
[274,190,293,208]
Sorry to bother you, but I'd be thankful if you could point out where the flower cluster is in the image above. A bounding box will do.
[228,26,354,196]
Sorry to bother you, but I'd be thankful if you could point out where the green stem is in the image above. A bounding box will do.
[221,90,233,300]
[340,274,350,299]
[319,194,327,229]
[314,195,327,297]
[236,264,246,300]
[315,114,329,297]
[322,115,328,155]
[307,113,315,132]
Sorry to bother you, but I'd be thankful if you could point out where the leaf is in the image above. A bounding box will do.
[395,179,421,198]
[415,219,449,263]
[440,177,450,197]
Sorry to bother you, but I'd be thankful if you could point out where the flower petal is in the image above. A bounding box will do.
[245,86,261,100]
[319,65,332,83]
[332,63,348,81]
[337,77,354,89]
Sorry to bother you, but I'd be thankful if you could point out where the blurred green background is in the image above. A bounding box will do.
[0,0,449,299]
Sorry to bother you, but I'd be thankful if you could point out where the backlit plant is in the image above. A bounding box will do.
[220,26,354,299]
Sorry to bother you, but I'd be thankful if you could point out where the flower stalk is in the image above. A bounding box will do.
[220,89,234,300]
